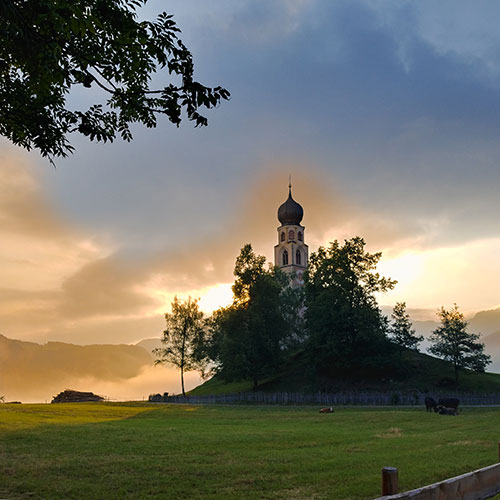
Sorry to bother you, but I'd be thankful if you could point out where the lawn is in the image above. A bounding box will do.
[1,402,500,499]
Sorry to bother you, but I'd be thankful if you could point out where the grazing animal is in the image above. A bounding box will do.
[319,407,334,413]
[437,398,459,410]
[425,397,437,412]
[436,405,458,416]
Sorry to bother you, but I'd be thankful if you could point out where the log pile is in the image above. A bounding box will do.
[51,389,104,403]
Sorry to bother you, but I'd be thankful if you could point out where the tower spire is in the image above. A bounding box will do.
[288,174,292,195]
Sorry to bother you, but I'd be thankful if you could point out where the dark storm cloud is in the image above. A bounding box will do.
[47,0,500,256]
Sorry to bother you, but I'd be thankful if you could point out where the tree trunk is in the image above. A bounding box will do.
[181,365,185,397]
[253,377,258,391]
[181,321,187,396]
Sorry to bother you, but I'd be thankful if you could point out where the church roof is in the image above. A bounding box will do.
[278,186,303,225]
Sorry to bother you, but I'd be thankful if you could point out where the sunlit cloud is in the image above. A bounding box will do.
[2,153,499,347]
[378,238,500,313]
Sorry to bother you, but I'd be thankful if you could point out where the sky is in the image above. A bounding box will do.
[2,0,500,354]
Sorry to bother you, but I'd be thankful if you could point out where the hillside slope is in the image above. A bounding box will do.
[191,348,500,395]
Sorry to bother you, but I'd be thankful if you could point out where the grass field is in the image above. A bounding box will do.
[1,402,500,499]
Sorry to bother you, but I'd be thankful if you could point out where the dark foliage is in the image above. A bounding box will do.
[0,0,230,162]
[304,237,397,371]
[389,301,423,354]
[428,304,491,383]
[208,245,291,389]
[154,296,208,396]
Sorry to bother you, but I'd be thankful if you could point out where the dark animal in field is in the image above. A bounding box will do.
[425,397,437,412]
[319,407,334,413]
[437,398,459,410]
[436,405,458,416]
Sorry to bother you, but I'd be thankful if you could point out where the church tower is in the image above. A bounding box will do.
[274,181,308,285]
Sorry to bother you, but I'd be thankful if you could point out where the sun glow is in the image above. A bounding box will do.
[378,251,424,290]
[149,282,233,315]
[377,238,500,311]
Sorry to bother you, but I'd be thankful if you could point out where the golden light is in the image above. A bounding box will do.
[147,281,233,316]
[197,283,233,313]
[377,238,500,311]
[378,251,424,290]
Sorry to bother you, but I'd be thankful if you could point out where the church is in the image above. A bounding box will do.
[274,183,308,285]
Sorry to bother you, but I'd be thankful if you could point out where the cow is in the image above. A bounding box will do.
[436,405,458,416]
[437,398,459,410]
[319,407,334,413]
[425,396,437,412]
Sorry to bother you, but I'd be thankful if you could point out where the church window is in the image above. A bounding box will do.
[296,249,301,265]
[283,250,289,266]
[289,230,295,240]
[298,231,303,241]
[281,232,285,242]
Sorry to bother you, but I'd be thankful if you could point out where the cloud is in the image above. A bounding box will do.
[0,153,467,345]
[378,237,500,312]
[58,257,159,319]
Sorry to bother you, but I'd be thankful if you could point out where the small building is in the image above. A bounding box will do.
[274,182,308,286]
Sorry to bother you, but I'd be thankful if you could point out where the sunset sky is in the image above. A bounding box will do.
[1,0,500,349]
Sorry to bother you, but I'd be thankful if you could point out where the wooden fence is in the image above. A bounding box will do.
[376,443,500,499]
[150,391,500,406]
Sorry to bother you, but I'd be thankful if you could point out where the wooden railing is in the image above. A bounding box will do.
[376,443,500,499]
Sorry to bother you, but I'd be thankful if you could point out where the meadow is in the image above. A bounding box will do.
[1,402,500,499]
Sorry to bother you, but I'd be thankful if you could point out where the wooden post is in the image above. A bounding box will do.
[382,467,398,496]
[498,441,500,462]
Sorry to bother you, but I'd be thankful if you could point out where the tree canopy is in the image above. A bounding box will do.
[208,245,291,389]
[154,296,207,396]
[389,301,423,355]
[0,0,230,162]
[428,304,491,383]
[304,237,397,369]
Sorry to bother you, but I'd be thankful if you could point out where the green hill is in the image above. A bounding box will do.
[190,348,500,395]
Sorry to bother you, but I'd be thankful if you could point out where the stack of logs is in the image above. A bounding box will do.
[51,390,104,403]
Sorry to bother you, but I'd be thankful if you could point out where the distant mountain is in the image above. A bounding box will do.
[135,337,163,355]
[0,334,153,401]
[469,308,500,336]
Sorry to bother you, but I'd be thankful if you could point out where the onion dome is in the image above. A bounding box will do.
[278,186,303,225]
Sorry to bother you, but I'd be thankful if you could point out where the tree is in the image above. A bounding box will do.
[0,0,230,163]
[389,302,423,355]
[154,296,207,396]
[231,243,267,306]
[208,245,290,389]
[428,304,491,383]
[304,237,397,369]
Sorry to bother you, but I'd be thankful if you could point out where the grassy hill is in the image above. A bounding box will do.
[191,348,500,395]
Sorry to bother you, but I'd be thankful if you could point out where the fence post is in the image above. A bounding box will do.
[382,467,398,496]
[498,441,500,463]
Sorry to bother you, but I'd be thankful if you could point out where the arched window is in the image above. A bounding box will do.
[289,230,295,240]
[296,249,301,265]
[280,232,285,242]
[283,250,289,266]
[298,231,303,241]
